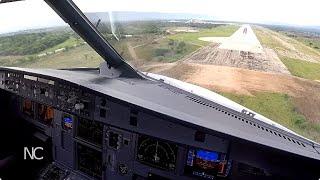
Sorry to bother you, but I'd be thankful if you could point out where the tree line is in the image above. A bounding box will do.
[0,32,70,56]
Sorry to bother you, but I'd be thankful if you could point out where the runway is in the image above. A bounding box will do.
[200,24,263,53]
[188,25,290,74]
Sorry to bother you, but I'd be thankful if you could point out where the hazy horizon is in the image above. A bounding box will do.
[1,0,320,34]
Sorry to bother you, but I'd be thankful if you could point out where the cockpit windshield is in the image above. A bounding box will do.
[0,0,103,69]
[1,0,320,144]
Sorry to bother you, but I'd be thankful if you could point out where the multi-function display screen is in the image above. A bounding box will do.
[137,135,178,171]
[38,104,54,126]
[22,99,34,118]
[185,148,228,179]
[62,114,73,130]
[77,143,102,179]
[77,118,103,146]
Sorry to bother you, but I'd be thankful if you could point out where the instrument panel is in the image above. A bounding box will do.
[3,71,94,119]
[3,68,318,179]
[0,69,232,180]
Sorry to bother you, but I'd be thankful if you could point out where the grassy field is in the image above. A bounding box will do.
[286,37,320,58]
[168,25,239,46]
[294,36,320,52]
[0,24,238,67]
[135,38,199,62]
[254,26,320,81]
[254,28,289,51]
[0,32,70,56]
[135,25,238,62]
[280,56,320,80]
[39,37,82,54]
[0,55,24,66]
[222,92,320,142]
[22,45,102,69]
[255,27,320,58]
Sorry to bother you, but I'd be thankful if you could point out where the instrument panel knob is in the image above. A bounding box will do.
[75,103,84,110]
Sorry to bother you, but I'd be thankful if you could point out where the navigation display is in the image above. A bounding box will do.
[137,135,177,171]
[185,148,227,179]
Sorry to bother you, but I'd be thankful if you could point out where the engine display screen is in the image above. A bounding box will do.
[38,104,54,126]
[77,118,103,146]
[22,99,34,118]
[185,148,228,179]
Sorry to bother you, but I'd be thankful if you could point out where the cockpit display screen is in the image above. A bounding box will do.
[22,99,34,118]
[185,148,228,179]
[196,150,219,161]
[38,104,54,126]
[77,118,103,146]
[62,115,73,130]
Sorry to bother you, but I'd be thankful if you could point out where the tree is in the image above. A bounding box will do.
[143,22,161,34]
[168,39,175,46]
[154,48,169,57]
[176,41,186,53]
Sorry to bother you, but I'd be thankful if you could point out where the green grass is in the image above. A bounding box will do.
[0,55,24,66]
[285,37,320,58]
[0,32,69,56]
[221,92,320,142]
[135,38,199,62]
[134,25,238,62]
[254,28,289,51]
[278,31,320,57]
[39,37,82,53]
[255,28,320,59]
[0,36,86,68]
[21,45,102,69]
[280,57,320,80]
[296,37,320,50]
[168,25,239,46]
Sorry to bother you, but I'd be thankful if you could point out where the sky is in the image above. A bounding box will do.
[0,0,320,34]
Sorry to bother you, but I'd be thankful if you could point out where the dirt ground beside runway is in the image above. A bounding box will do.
[141,62,320,123]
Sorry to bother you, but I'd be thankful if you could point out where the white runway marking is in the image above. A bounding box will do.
[200,24,263,53]
[218,24,263,53]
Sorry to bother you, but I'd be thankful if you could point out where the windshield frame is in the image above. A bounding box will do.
[44,0,142,78]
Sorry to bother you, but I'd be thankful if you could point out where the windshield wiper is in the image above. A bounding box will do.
[44,0,143,79]
[0,0,23,4]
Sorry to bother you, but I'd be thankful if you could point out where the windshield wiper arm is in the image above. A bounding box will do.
[0,0,23,4]
[44,0,142,79]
